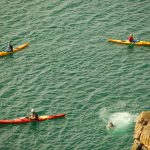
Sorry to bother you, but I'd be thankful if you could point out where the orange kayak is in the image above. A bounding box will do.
[108,39,150,46]
[0,113,65,124]
[0,42,29,56]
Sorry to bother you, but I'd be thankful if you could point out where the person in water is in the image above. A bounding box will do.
[6,42,13,52]
[128,34,135,42]
[28,109,39,120]
[108,122,115,129]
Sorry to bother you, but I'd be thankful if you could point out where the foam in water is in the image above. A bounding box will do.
[99,108,137,133]
[108,112,137,129]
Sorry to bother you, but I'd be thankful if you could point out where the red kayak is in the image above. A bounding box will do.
[0,113,65,124]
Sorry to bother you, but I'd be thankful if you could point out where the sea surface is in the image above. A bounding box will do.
[0,0,150,150]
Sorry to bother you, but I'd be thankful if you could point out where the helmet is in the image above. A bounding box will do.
[31,109,35,112]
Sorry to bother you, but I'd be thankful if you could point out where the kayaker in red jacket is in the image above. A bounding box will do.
[128,34,134,42]
[28,109,39,120]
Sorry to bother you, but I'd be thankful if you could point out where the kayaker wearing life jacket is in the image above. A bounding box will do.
[29,109,39,120]
[6,42,13,52]
[128,34,135,42]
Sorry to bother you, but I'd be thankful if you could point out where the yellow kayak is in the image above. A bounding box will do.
[0,42,29,56]
[108,39,150,46]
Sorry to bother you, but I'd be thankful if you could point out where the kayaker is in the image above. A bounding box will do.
[6,42,13,52]
[28,109,39,120]
[128,34,135,42]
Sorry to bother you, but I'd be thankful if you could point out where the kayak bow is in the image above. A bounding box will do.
[0,42,29,56]
[0,113,65,124]
[108,39,150,46]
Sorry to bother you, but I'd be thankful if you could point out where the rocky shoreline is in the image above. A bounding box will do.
[131,111,150,150]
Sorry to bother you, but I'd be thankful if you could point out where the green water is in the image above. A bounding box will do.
[0,0,150,150]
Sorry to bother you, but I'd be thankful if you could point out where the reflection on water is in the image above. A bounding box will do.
[127,44,134,53]
[0,53,14,59]
[29,122,40,132]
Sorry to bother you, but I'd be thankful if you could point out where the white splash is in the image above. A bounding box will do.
[108,112,137,129]
[99,108,137,131]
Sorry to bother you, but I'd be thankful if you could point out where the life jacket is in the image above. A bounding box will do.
[7,44,13,52]
[128,36,134,42]
[30,112,38,120]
